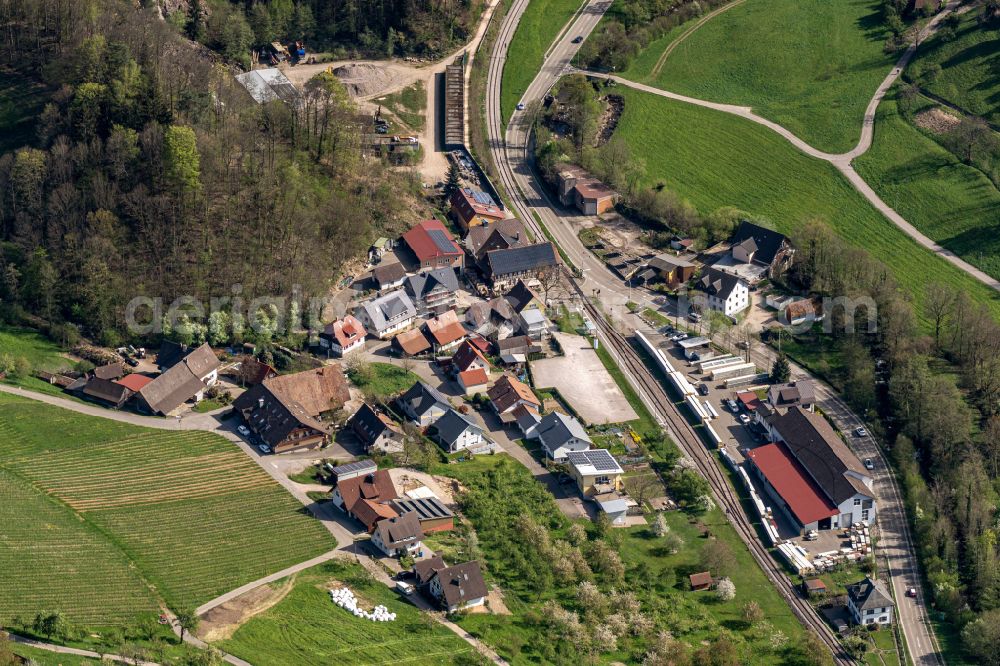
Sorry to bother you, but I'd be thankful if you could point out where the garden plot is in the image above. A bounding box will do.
[530,332,638,425]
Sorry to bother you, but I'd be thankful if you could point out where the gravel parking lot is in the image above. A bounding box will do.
[531,332,638,425]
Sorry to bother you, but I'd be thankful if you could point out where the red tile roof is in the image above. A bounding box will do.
[736,391,762,411]
[115,374,154,392]
[403,219,462,263]
[452,340,489,373]
[425,311,466,347]
[327,314,366,348]
[746,443,839,526]
[459,368,489,389]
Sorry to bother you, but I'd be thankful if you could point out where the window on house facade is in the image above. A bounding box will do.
[854,498,861,506]
[862,510,870,521]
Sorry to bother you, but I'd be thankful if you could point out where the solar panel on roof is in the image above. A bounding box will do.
[471,190,494,206]
[427,228,456,254]
[332,459,377,475]
[587,450,620,471]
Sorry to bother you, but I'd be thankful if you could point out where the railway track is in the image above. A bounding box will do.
[573,286,854,665]
[483,3,854,663]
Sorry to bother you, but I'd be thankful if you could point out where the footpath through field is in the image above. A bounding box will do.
[581,0,999,295]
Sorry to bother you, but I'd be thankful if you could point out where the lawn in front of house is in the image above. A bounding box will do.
[629,0,895,153]
[348,362,421,400]
[220,559,478,666]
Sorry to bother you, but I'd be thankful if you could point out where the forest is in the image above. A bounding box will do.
[0,0,424,348]
[174,0,484,64]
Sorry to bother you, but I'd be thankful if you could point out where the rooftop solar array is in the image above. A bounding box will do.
[471,190,494,206]
[427,228,457,254]
[332,459,377,476]
[566,449,620,472]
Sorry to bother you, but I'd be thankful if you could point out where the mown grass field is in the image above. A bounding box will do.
[854,94,1000,281]
[611,85,1000,323]
[500,0,583,121]
[909,10,1000,124]
[0,393,332,624]
[625,0,895,153]
[220,560,478,666]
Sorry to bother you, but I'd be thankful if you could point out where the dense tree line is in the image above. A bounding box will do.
[0,0,423,348]
[783,219,1000,664]
[576,0,731,72]
[169,0,483,64]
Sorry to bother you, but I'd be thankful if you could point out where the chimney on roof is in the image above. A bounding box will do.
[258,397,264,408]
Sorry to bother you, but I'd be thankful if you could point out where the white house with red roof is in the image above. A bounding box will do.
[746,407,875,534]
[320,315,367,357]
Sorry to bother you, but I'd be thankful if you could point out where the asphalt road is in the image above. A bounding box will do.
[486,2,943,663]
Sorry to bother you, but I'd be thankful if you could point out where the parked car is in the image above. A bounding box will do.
[572,35,583,43]
[864,458,874,471]
[736,340,749,349]
[698,383,710,396]
[688,312,702,323]
[396,581,415,596]
[237,425,250,436]
[516,102,526,111]
[854,426,868,437]
[672,333,688,342]
[125,357,139,367]
[738,414,751,425]
[804,530,818,541]
[258,443,272,454]
[905,588,917,598]
[725,399,739,413]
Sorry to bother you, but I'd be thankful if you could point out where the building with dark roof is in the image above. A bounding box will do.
[488,375,540,419]
[356,290,417,339]
[427,561,488,613]
[465,297,517,341]
[79,377,133,409]
[636,254,696,289]
[348,404,404,453]
[371,511,424,558]
[847,577,894,626]
[402,219,464,272]
[483,242,559,292]
[392,496,455,533]
[450,339,490,375]
[729,221,794,278]
[372,262,406,292]
[748,407,876,533]
[695,268,749,318]
[138,343,220,415]
[533,411,592,461]
[232,366,350,453]
[429,409,486,453]
[466,218,529,260]
[398,381,451,427]
[449,187,506,231]
[766,380,816,413]
[405,267,460,315]
[93,363,125,381]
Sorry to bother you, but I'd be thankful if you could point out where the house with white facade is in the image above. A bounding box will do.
[355,291,417,339]
[371,511,424,558]
[430,409,486,453]
[748,406,876,534]
[319,314,367,357]
[398,381,451,428]
[847,577,894,626]
[695,268,749,318]
[426,561,487,613]
[533,411,592,461]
